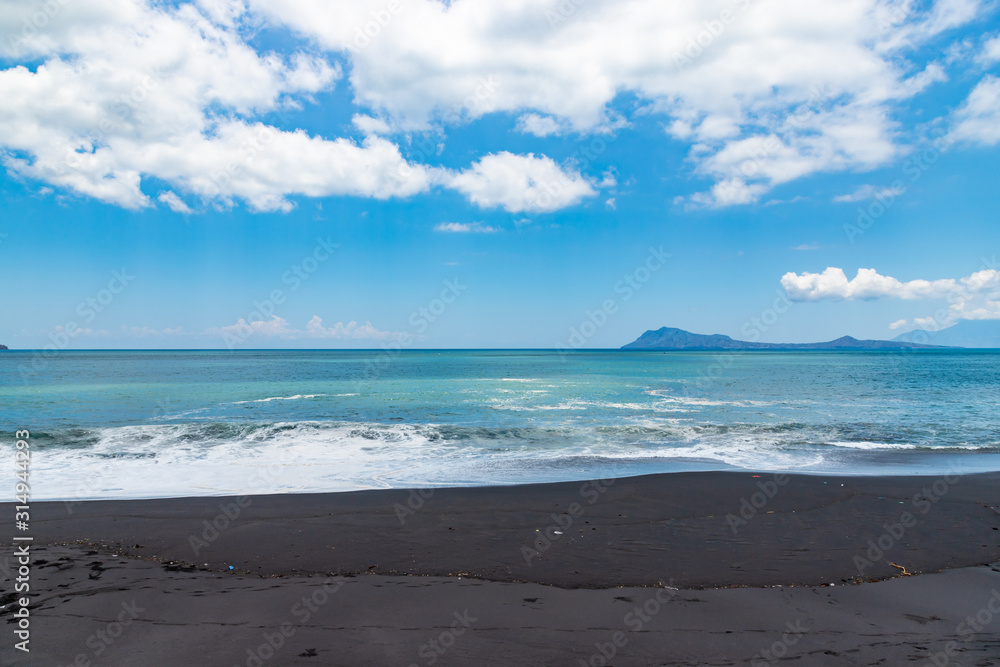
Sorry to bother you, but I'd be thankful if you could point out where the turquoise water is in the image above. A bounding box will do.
[2,349,999,499]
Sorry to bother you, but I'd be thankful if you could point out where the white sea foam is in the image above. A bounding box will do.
[232,394,325,404]
[826,441,915,450]
[579,441,825,470]
[489,398,687,412]
[27,420,997,501]
[488,400,590,411]
[33,422,477,500]
[643,389,776,407]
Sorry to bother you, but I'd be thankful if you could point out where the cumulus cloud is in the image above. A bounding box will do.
[352,114,391,135]
[0,0,560,214]
[0,1,370,210]
[686,101,906,206]
[0,0,440,211]
[689,178,768,208]
[950,75,1000,146]
[0,0,987,211]
[250,0,978,206]
[434,222,499,233]
[784,267,963,301]
[781,266,1000,327]
[447,152,596,213]
[155,128,434,212]
[158,191,193,214]
[516,113,564,137]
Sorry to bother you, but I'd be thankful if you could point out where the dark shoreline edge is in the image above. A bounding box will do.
[26,462,1000,504]
[9,470,1000,589]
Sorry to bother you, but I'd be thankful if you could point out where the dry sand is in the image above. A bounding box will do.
[3,471,1000,665]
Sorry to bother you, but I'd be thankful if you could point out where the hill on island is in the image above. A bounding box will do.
[622,327,950,350]
[892,320,1000,348]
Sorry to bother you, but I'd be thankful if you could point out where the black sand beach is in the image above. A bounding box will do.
[4,471,1000,665]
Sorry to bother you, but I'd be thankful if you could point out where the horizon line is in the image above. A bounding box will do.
[0,347,992,353]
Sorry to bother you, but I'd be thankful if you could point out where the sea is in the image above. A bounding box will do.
[2,349,999,500]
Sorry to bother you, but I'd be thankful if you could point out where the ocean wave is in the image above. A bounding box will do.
[28,420,998,453]
[825,441,915,450]
[488,398,688,412]
[489,400,590,411]
[644,390,775,407]
[232,394,325,404]
[19,420,1000,500]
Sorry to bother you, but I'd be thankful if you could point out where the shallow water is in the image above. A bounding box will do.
[2,349,998,499]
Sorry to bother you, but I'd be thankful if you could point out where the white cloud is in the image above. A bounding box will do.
[792,243,819,251]
[690,178,768,208]
[782,266,1000,327]
[352,114,391,135]
[516,113,563,137]
[763,195,807,206]
[596,169,617,188]
[604,198,616,210]
[193,0,248,26]
[121,325,186,337]
[150,128,434,212]
[950,75,1000,146]
[213,315,294,339]
[876,0,983,51]
[0,1,448,212]
[980,34,1000,64]
[434,222,499,233]
[832,183,906,203]
[251,0,967,129]
[158,191,192,214]
[250,0,977,205]
[0,0,986,211]
[212,315,402,341]
[447,152,595,213]
[783,267,962,301]
[303,316,400,340]
[687,101,904,206]
[889,319,908,330]
[894,63,949,97]
[0,0,462,213]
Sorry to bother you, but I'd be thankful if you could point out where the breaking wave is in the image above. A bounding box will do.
[23,420,999,500]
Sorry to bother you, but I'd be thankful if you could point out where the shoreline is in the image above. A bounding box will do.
[26,455,1000,503]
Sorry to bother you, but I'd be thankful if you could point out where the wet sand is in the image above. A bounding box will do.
[3,471,1000,664]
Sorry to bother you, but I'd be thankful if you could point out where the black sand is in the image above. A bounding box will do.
[3,471,1000,664]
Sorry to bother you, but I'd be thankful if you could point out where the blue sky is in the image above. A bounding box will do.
[2,0,999,349]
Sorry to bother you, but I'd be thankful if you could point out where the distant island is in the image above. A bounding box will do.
[892,320,1000,348]
[622,327,948,350]
[0,344,8,350]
